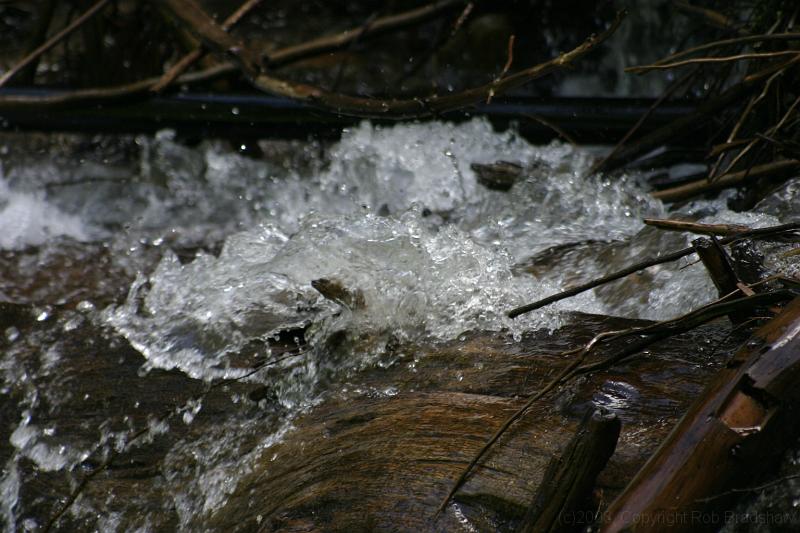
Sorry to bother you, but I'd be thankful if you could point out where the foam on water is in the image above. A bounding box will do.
[0,176,92,249]
[3,118,799,530]
[102,119,792,404]
[104,119,667,399]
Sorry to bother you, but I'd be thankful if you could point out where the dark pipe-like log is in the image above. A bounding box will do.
[0,90,699,142]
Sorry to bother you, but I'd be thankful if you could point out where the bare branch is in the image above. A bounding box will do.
[155,0,261,77]
[0,0,111,88]
[637,32,800,71]
[506,222,800,318]
[653,159,800,202]
[150,0,264,93]
[268,0,467,66]
[251,12,626,118]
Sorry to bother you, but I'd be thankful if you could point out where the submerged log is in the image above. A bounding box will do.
[518,408,620,533]
[601,296,800,533]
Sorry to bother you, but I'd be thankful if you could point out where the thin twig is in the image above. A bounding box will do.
[695,474,800,503]
[436,326,635,517]
[486,34,515,104]
[524,113,578,146]
[672,0,747,34]
[0,0,111,88]
[709,69,782,179]
[713,94,800,179]
[643,32,800,69]
[627,50,800,73]
[587,66,697,177]
[507,222,800,318]
[252,12,626,118]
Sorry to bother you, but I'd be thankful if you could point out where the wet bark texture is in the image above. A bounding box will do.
[0,242,742,531]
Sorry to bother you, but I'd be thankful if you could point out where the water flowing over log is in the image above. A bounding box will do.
[601,296,800,532]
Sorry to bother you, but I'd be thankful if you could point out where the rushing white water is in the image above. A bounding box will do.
[0,176,90,249]
[101,119,664,391]
[1,118,797,531]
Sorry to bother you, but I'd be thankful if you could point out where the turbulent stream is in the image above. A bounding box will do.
[1,118,799,531]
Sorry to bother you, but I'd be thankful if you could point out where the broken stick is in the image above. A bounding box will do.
[508,221,800,318]
[518,408,620,533]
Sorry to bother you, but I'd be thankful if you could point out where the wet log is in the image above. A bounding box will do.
[601,296,800,533]
[518,408,620,533]
[0,244,747,532]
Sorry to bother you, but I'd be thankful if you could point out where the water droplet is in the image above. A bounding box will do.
[5,326,20,342]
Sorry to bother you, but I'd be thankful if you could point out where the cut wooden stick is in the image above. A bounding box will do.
[0,0,111,88]
[507,222,800,318]
[652,159,800,202]
[693,237,753,324]
[643,218,750,236]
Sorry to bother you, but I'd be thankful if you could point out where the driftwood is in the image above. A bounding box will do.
[507,221,800,318]
[651,159,800,203]
[643,218,750,237]
[518,408,620,533]
[601,296,800,532]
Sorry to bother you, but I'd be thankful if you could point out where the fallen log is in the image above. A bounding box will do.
[601,296,800,532]
[518,408,620,533]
